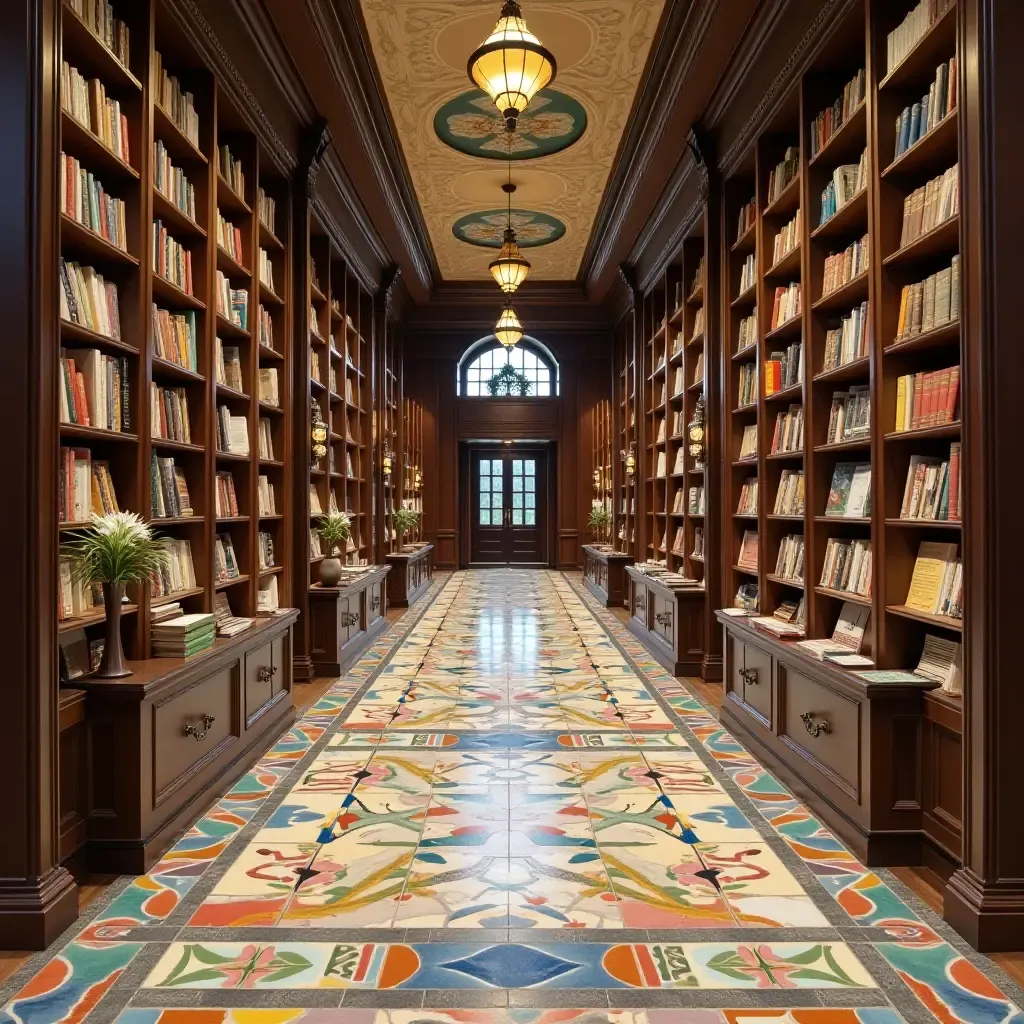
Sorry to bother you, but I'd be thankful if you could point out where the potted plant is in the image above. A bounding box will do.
[62,512,168,678]
[316,510,352,587]
[587,503,611,547]
[392,506,421,551]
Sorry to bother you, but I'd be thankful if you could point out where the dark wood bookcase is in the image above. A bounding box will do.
[716,0,964,872]
[613,306,638,562]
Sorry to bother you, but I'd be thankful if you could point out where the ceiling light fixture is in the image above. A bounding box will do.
[489,181,531,295]
[468,1,556,133]
[495,304,524,349]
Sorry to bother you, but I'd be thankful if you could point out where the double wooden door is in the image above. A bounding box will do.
[469,449,547,565]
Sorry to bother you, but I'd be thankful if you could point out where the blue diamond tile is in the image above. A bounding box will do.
[439,943,582,988]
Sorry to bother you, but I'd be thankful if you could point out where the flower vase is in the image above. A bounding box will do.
[96,581,131,678]
[319,549,343,587]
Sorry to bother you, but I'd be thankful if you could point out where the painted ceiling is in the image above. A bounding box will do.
[358,0,667,281]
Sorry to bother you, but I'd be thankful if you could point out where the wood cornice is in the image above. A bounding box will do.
[296,0,438,297]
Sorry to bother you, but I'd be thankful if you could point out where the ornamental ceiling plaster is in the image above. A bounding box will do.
[358,0,667,281]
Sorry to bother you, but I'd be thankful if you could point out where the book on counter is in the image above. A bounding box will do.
[751,597,805,639]
[213,592,253,638]
[796,602,869,660]
[855,635,960,694]
[151,612,215,658]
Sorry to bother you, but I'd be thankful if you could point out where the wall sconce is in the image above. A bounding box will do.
[621,441,636,478]
[687,397,706,464]
[311,400,327,464]
[382,444,394,477]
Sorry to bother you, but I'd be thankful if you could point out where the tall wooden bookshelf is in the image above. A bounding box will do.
[591,396,613,535]
[614,312,638,556]
[55,0,299,873]
[403,396,424,542]
[717,0,964,869]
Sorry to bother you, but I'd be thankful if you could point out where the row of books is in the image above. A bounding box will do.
[670,526,686,555]
[151,537,196,598]
[59,348,131,432]
[691,307,705,343]
[819,149,868,225]
[215,470,240,518]
[693,527,705,559]
[826,462,871,518]
[736,477,758,516]
[216,339,244,393]
[259,249,276,293]
[821,538,872,598]
[736,310,757,353]
[821,235,868,298]
[894,366,960,431]
[150,385,191,443]
[907,541,962,619]
[258,306,275,351]
[152,612,215,658]
[887,0,954,74]
[765,341,802,394]
[60,153,127,251]
[809,68,866,158]
[214,533,241,583]
[775,469,804,516]
[258,475,277,516]
[893,59,957,161]
[738,529,759,570]
[738,253,756,297]
[153,307,198,371]
[219,146,245,197]
[739,423,757,461]
[58,559,104,622]
[257,531,276,571]
[217,213,245,266]
[894,256,959,340]
[154,51,200,148]
[775,533,804,583]
[772,210,801,267]
[61,62,130,164]
[899,165,958,248]
[735,198,756,241]
[68,0,131,66]
[153,141,196,221]
[900,446,961,522]
[823,301,871,372]
[737,363,757,408]
[257,189,277,235]
[767,146,800,206]
[151,453,192,519]
[60,448,118,522]
[770,282,801,330]
[153,220,193,295]
[217,272,248,328]
[827,386,870,444]
[771,404,803,455]
[216,405,249,455]
[61,259,121,339]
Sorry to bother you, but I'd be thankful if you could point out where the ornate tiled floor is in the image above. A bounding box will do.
[2,570,1024,1023]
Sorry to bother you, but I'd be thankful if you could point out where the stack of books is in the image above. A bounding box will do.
[152,613,216,658]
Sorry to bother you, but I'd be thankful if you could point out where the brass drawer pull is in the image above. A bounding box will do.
[370,596,381,610]
[656,611,673,627]
[801,712,830,737]
[341,611,359,627]
[257,665,278,683]
[740,667,759,685]
[184,714,216,741]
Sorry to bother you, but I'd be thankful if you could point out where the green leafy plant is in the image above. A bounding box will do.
[486,363,532,397]
[316,510,352,556]
[392,506,421,542]
[62,512,168,585]
[587,504,611,540]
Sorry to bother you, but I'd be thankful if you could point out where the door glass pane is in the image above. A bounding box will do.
[525,509,536,525]
[525,460,535,474]
[512,477,523,491]
[480,508,491,526]
[513,493,523,509]
[512,509,523,525]
[491,459,503,475]
[480,475,491,492]
[491,492,502,508]
[525,492,535,509]
[512,460,522,474]
[525,477,535,492]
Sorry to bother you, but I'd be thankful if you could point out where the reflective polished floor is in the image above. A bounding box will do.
[1,570,1022,1023]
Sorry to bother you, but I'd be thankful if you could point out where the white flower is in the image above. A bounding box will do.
[90,511,153,541]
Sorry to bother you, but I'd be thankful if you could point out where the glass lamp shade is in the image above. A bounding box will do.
[489,229,531,294]
[494,305,524,349]
[468,1,556,131]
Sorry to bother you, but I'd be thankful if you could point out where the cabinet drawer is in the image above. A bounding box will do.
[367,583,383,624]
[780,665,860,798]
[651,592,675,646]
[632,582,649,628]
[741,642,773,727]
[244,642,275,725]
[153,665,237,802]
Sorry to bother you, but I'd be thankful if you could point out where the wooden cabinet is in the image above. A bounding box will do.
[57,689,89,864]
[718,613,934,866]
[922,690,963,875]
[625,566,705,676]
[385,545,433,607]
[582,546,633,607]
[73,612,298,874]
[309,565,391,676]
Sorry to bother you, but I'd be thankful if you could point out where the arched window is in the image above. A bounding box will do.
[459,338,558,397]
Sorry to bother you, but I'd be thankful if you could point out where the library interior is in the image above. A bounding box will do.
[3,0,1024,1021]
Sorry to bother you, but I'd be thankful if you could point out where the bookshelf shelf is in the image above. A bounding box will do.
[215,313,248,338]
[764,315,802,343]
[878,0,958,94]
[59,603,138,635]
[215,246,250,280]
[768,574,805,589]
[885,517,961,529]
[884,421,961,442]
[730,284,757,308]
[765,382,802,404]
[152,275,204,311]
[152,191,207,239]
[59,319,138,355]
[153,357,204,383]
[60,111,139,180]
[214,574,250,591]
[884,320,960,355]
[153,103,207,165]
[812,271,870,312]
[732,220,756,254]
[151,437,204,454]
[766,244,802,280]
[258,344,284,362]
[810,188,868,242]
[216,174,250,216]
[59,214,139,266]
[883,215,959,267]
[809,101,867,168]
[886,603,963,632]
[881,109,959,180]
[60,3,142,91]
[59,424,137,444]
[815,586,871,606]
[813,437,871,453]
[764,172,801,218]
[812,356,871,384]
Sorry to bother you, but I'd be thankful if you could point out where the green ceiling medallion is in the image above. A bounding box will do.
[434,88,587,160]
[453,209,566,249]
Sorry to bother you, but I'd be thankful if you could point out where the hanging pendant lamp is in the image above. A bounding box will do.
[495,305,524,349]
[468,1,556,133]
[489,182,531,295]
